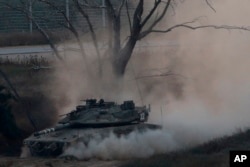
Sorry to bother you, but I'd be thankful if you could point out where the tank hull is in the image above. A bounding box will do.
[24,123,161,157]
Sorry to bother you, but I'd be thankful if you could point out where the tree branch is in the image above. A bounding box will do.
[38,0,91,75]
[117,0,125,16]
[0,68,20,101]
[125,0,132,35]
[105,0,113,55]
[106,0,122,56]
[135,71,185,80]
[140,0,161,28]
[73,0,102,75]
[152,0,171,26]
[77,0,104,9]
[0,2,64,63]
[105,0,116,19]
[150,24,250,33]
[138,16,250,38]
[132,0,143,35]
[139,0,171,39]
[37,0,79,40]
[205,0,216,13]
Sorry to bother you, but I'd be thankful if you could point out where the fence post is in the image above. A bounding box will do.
[102,0,106,28]
[66,0,69,27]
[29,0,33,33]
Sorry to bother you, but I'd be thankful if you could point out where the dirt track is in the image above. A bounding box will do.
[0,157,122,167]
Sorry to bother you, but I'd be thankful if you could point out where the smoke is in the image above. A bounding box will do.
[61,129,179,160]
[159,0,250,135]
[44,0,250,160]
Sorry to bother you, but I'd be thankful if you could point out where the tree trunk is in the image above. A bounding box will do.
[112,0,143,76]
[113,16,121,57]
[113,36,137,76]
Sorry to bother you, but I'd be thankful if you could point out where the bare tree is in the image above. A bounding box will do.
[1,0,250,78]
[103,0,250,76]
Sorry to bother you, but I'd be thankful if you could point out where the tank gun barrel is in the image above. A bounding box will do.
[33,123,71,137]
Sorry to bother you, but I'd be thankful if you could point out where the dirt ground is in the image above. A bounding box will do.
[0,157,123,167]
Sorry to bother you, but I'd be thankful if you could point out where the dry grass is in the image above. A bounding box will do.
[0,160,14,167]
[121,129,250,167]
[0,157,122,167]
[121,153,228,167]
[190,129,250,154]
[0,55,50,67]
[0,56,54,96]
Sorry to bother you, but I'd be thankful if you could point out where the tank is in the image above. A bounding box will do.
[23,99,161,157]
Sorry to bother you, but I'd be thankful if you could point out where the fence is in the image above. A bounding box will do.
[0,0,104,33]
[0,0,134,33]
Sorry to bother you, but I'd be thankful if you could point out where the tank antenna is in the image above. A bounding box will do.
[161,105,163,126]
[131,60,144,105]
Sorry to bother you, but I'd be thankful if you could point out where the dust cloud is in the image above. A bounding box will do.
[158,0,250,140]
[47,0,250,159]
[62,129,178,160]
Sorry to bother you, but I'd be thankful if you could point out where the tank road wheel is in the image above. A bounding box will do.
[28,142,65,157]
